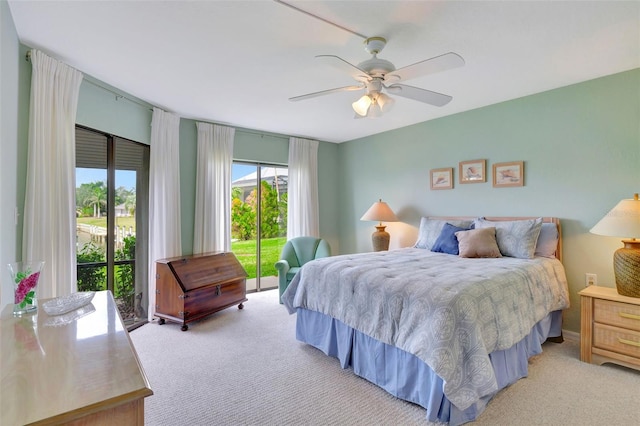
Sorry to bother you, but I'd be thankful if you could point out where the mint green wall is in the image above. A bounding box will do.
[1,5,32,308]
[76,77,153,145]
[317,140,340,253]
[234,128,289,164]
[179,119,197,253]
[337,69,640,333]
[0,0,21,307]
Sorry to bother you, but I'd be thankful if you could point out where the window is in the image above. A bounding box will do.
[75,125,150,330]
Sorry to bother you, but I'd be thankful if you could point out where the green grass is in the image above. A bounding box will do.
[232,237,285,279]
[77,216,136,230]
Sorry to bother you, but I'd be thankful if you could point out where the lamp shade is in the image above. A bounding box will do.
[590,193,640,297]
[590,194,640,238]
[360,199,398,223]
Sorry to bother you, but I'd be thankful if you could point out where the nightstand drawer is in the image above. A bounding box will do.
[594,298,640,332]
[593,323,640,358]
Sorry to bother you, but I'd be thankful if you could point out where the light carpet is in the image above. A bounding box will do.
[130,289,640,425]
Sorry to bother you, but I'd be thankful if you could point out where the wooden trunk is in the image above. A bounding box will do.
[155,252,247,331]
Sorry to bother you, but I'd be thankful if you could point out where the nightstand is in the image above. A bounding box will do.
[579,285,640,371]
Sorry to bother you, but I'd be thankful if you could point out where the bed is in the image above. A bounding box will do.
[281,216,570,425]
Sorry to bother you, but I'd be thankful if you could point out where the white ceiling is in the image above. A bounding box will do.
[7,1,640,143]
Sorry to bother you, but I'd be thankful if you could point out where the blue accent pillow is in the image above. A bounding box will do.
[432,223,473,255]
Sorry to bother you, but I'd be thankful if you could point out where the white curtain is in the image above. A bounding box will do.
[148,107,182,321]
[193,122,235,253]
[23,49,83,299]
[287,137,319,238]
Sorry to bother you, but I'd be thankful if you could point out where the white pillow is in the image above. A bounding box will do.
[414,217,473,250]
[473,217,543,259]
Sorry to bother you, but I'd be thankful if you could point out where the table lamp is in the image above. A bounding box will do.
[590,193,640,297]
[360,199,398,251]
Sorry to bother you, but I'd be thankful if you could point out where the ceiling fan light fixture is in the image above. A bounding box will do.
[377,93,395,112]
[368,102,383,118]
[352,94,372,116]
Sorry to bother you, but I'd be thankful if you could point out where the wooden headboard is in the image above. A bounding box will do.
[427,216,562,263]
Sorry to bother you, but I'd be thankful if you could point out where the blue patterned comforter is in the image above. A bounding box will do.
[282,248,569,411]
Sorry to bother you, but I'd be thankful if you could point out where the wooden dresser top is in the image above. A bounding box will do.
[0,291,152,425]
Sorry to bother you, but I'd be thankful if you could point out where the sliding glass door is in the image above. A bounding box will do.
[75,126,149,330]
[231,163,287,292]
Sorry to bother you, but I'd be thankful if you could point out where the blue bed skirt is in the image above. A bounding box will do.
[296,308,563,425]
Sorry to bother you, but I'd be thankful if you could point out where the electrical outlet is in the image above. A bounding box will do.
[585,273,597,287]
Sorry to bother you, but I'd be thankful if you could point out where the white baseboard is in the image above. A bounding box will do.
[562,329,579,343]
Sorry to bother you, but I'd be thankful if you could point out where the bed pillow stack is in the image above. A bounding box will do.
[417,216,558,259]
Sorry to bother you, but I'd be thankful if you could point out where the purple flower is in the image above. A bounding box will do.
[14,272,40,304]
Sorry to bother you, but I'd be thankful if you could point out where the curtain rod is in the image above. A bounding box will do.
[235,127,289,141]
[86,80,153,112]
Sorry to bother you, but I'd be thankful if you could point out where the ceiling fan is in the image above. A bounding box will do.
[289,37,465,118]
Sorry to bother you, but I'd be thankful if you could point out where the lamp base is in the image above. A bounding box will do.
[372,225,390,252]
[614,240,640,298]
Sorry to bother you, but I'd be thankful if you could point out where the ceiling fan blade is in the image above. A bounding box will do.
[386,84,453,107]
[289,85,364,102]
[385,52,464,83]
[316,55,371,82]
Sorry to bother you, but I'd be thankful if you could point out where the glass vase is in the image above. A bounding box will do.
[8,261,44,316]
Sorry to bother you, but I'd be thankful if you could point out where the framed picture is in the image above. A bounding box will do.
[493,161,524,187]
[459,159,486,184]
[430,168,453,190]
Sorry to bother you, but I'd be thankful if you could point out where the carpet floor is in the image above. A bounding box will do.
[130,289,640,425]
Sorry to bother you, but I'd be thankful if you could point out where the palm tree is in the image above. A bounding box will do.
[84,186,107,218]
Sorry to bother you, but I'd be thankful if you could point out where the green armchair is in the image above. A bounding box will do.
[275,236,331,303]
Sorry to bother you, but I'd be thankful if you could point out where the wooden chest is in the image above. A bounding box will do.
[155,252,247,331]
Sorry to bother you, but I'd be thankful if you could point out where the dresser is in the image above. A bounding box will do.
[580,285,640,371]
[0,290,153,425]
[155,251,247,331]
